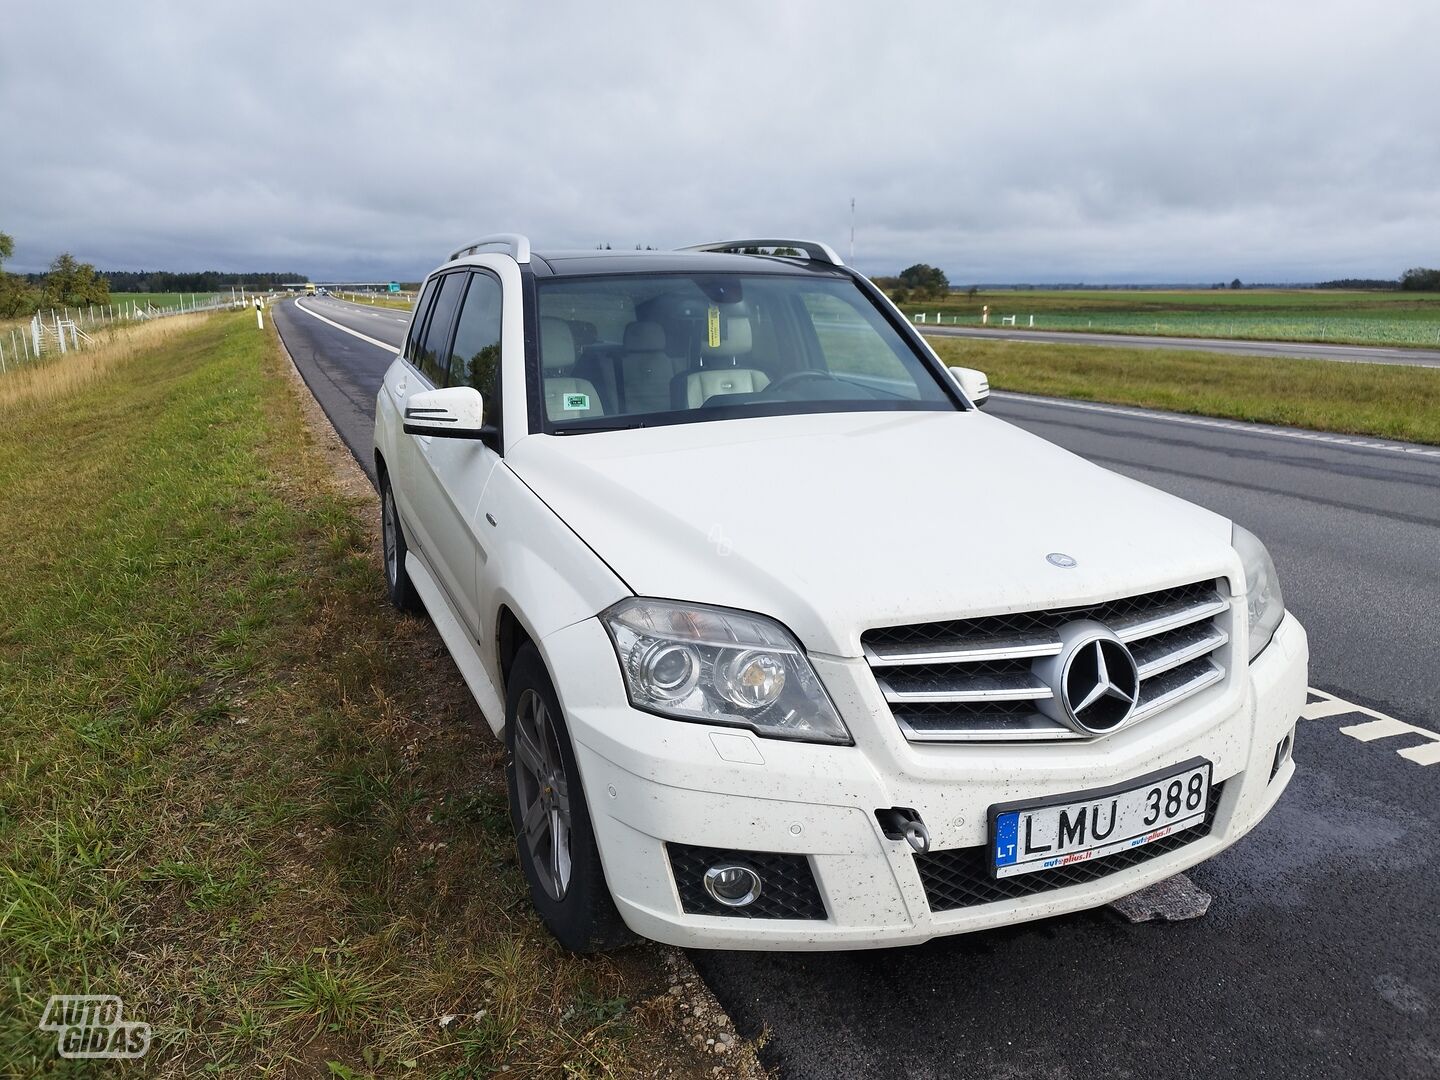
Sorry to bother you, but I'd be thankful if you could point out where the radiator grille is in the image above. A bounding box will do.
[866,580,1231,742]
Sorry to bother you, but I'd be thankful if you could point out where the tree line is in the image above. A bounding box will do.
[1,228,307,318]
[871,263,951,302]
[93,270,308,293]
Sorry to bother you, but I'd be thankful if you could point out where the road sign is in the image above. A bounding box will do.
[388,282,401,293]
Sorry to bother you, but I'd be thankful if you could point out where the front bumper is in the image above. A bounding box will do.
[542,612,1308,950]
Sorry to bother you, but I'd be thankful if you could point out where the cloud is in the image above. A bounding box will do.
[1,1,1436,282]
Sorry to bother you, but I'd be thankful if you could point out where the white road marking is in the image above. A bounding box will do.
[1302,688,1440,766]
[1398,742,1440,767]
[994,392,1440,459]
[1339,717,1417,742]
[293,299,399,352]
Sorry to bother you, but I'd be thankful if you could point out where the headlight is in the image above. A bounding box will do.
[601,598,851,745]
[1232,523,1285,660]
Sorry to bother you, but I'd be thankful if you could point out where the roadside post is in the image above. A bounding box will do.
[254,296,264,330]
[983,304,989,325]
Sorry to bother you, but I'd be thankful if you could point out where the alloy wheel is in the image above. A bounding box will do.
[383,490,398,586]
[512,688,572,900]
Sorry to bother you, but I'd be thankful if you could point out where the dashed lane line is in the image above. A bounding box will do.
[1301,688,1440,766]
[292,299,401,352]
[993,392,1440,460]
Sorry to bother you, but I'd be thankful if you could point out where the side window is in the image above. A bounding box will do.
[404,277,439,365]
[449,272,503,436]
[417,273,466,385]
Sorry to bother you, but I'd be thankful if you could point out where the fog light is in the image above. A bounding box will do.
[703,863,763,907]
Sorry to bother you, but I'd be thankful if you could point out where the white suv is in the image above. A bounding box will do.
[372,235,1308,952]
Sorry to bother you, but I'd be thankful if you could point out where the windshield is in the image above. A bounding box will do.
[534,272,958,432]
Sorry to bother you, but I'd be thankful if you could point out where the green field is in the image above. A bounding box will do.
[900,289,1440,348]
[928,335,1440,445]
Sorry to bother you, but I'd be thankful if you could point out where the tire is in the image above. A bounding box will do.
[380,473,424,614]
[505,644,632,952]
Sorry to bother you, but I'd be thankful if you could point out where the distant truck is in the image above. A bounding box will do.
[305,283,317,296]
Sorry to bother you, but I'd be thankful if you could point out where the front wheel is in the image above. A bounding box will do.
[380,474,424,614]
[505,644,632,952]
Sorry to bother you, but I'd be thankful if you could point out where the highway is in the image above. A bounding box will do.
[274,295,1440,1080]
[923,323,1440,368]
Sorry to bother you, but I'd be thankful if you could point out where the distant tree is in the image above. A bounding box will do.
[898,263,950,300]
[0,229,41,317]
[966,286,979,298]
[1400,267,1440,292]
[1229,278,1243,290]
[43,253,110,307]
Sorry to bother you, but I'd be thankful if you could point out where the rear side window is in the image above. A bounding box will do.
[449,272,503,436]
[404,277,439,364]
[417,273,466,385]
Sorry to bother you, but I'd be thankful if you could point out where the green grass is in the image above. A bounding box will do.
[333,292,415,311]
[928,335,1440,445]
[901,288,1440,348]
[0,312,714,1076]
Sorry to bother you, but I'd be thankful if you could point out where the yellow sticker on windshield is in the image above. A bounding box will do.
[707,305,721,349]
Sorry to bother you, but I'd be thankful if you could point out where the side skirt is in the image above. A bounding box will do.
[405,550,507,735]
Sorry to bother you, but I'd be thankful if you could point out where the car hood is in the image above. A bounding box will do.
[507,410,1238,657]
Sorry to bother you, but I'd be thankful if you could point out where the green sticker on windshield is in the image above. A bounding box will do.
[707,305,721,349]
[563,393,590,411]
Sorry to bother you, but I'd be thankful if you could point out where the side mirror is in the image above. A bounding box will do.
[403,386,489,440]
[948,366,990,408]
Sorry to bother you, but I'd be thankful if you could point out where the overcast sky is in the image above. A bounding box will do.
[2,2,1436,283]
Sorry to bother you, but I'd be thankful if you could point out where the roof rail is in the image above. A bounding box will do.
[678,238,845,267]
[447,233,531,264]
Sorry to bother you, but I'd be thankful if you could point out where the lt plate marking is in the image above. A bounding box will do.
[1302,687,1440,767]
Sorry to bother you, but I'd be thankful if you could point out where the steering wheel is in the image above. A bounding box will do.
[762,369,841,395]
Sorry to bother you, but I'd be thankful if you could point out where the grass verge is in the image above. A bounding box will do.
[927,336,1440,445]
[334,294,414,312]
[0,312,738,1077]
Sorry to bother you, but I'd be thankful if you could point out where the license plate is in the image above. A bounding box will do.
[990,759,1213,878]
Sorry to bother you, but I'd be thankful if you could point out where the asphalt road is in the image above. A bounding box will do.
[275,295,1440,1080]
[923,324,1440,368]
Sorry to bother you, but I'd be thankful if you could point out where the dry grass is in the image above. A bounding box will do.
[0,314,214,411]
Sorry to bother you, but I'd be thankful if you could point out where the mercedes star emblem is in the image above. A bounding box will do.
[1061,636,1140,733]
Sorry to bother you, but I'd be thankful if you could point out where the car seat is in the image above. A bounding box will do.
[670,316,770,408]
[540,317,605,421]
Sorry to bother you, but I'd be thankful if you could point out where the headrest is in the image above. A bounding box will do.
[540,317,575,371]
[703,316,752,357]
[623,320,666,352]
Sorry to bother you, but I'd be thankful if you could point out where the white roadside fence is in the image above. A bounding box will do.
[0,292,281,375]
